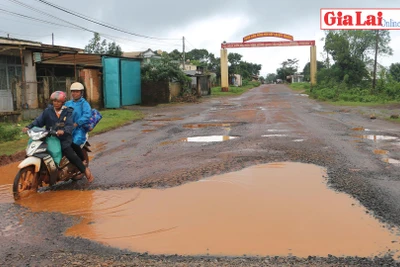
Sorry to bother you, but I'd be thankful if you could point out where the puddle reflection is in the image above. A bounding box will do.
[383,158,400,164]
[183,123,235,129]
[14,162,400,258]
[160,136,238,145]
[353,135,398,141]
[262,134,288,137]
[184,135,238,142]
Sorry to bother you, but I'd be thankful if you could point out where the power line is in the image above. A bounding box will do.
[0,29,51,38]
[4,0,181,48]
[185,38,197,50]
[35,0,180,41]
[0,7,81,29]
[0,9,180,49]
[7,0,93,32]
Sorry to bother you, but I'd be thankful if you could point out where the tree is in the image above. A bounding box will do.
[141,56,191,91]
[227,52,243,78]
[186,49,209,62]
[107,41,122,56]
[276,58,298,81]
[302,61,326,81]
[266,73,277,83]
[168,49,182,61]
[322,30,392,89]
[84,33,123,56]
[389,63,400,82]
[371,30,393,91]
[323,31,369,86]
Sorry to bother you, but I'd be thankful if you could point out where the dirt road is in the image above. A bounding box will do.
[2,84,400,266]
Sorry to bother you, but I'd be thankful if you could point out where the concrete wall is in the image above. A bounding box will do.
[24,51,38,109]
[79,69,102,109]
[169,82,181,101]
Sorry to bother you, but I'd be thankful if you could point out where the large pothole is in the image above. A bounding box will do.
[7,162,400,258]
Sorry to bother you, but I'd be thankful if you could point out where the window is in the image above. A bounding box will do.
[0,55,22,91]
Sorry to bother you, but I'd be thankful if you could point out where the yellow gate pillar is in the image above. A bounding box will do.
[220,48,229,92]
[310,45,317,86]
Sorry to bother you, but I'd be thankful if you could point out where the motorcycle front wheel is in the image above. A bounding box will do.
[13,166,39,200]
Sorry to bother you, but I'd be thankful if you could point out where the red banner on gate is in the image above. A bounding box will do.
[243,32,294,42]
[221,40,315,48]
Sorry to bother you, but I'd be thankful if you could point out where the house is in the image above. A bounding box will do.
[231,74,242,86]
[184,66,211,96]
[289,73,304,83]
[122,48,162,64]
[0,37,89,120]
[0,37,142,121]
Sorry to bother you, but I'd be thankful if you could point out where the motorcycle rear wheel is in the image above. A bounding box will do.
[13,166,39,200]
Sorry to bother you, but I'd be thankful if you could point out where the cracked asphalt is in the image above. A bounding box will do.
[2,84,400,266]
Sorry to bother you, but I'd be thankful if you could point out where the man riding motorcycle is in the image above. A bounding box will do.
[22,91,95,183]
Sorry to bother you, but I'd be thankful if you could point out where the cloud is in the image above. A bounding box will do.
[1,0,400,76]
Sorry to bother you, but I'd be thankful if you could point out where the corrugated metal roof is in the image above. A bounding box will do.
[0,37,84,53]
[39,53,102,67]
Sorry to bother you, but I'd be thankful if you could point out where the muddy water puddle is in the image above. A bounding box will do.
[160,135,238,146]
[183,122,237,128]
[0,162,19,203]
[145,117,183,122]
[353,134,398,141]
[14,162,400,258]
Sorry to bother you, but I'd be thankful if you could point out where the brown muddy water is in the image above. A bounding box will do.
[2,162,400,258]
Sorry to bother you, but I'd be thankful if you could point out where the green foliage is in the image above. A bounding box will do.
[303,61,326,81]
[265,73,277,83]
[286,30,400,105]
[0,123,21,143]
[276,58,299,80]
[84,33,123,56]
[141,57,192,91]
[389,63,400,82]
[211,81,261,96]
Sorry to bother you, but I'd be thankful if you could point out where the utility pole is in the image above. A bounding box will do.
[52,33,54,46]
[182,36,185,70]
[372,30,379,92]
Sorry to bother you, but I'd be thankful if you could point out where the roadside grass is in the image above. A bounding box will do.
[288,82,400,107]
[288,82,311,92]
[211,81,261,96]
[0,109,144,156]
[90,109,144,135]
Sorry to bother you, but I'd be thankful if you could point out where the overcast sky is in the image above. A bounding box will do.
[1,0,400,76]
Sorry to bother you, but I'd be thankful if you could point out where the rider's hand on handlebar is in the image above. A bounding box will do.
[56,130,64,136]
[22,127,29,133]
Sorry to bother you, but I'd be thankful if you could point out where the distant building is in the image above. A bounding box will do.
[122,48,162,64]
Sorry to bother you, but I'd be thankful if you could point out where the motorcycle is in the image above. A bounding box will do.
[13,127,91,200]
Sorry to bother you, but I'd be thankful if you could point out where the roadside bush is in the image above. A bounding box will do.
[242,79,250,86]
[0,124,21,143]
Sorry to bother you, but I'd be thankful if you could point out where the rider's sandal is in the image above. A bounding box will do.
[85,167,95,183]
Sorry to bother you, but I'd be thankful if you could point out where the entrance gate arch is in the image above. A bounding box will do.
[220,32,316,91]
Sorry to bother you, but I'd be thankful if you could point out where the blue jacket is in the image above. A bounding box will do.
[27,105,74,150]
[65,97,92,145]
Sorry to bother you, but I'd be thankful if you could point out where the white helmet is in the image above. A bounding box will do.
[70,82,84,91]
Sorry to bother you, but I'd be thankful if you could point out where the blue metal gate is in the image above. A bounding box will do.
[103,57,141,108]
[121,59,141,106]
[103,57,121,108]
